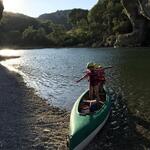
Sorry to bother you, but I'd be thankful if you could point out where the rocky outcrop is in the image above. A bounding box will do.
[0,0,4,20]
[115,0,150,47]
[139,0,150,19]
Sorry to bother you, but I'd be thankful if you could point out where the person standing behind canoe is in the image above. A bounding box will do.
[95,64,112,92]
[76,62,101,102]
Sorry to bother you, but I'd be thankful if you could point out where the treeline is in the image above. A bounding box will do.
[0,12,65,47]
[0,0,132,48]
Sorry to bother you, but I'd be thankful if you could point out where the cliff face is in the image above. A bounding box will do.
[0,0,4,20]
[89,0,132,47]
[115,0,150,47]
[139,0,150,19]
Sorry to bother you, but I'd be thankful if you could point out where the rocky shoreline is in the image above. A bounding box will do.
[0,62,69,149]
[0,55,20,61]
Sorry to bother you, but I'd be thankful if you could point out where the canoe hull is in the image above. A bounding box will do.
[68,89,111,150]
[73,111,110,150]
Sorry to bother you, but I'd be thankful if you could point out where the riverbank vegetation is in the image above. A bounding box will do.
[0,0,131,48]
[1,0,150,48]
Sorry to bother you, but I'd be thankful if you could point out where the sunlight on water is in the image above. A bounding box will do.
[1,57,40,96]
[0,49,30,87]
[0,48,117,110]
[0,49,23,56]
[1,59,20,72]
[0,49,24,72]
[0,48,150,114]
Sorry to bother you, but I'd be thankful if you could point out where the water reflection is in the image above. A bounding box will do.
[0,49,23,56]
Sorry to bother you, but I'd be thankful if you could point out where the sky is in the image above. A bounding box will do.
[3,0,97,17]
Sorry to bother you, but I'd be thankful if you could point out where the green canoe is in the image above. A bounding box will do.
[68,88,112,150]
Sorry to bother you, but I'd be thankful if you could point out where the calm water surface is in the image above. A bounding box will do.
[0,48,150,116]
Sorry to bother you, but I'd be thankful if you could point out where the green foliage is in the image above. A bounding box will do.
[66,9,91,46]
[64,28,91,46]
[88,0,132,46]
[47,25,67,46]
[69,9,88,27]
[22,26,36,41]
[22,26,49,46]
[0,30,22,45]
[38,10,72,29]
[0,3,133,48]
[0,12,57,47]
[0,12,39,32]
[39,20,53,34]
[88,1,106,23]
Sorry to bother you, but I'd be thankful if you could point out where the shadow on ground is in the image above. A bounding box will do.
[0,65,35,149]
[0,65,69,149]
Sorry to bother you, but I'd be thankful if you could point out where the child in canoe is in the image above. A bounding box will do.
[76,62,102,103]
[94,64,112,93]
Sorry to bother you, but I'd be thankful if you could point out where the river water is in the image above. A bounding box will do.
[0,48,150,116]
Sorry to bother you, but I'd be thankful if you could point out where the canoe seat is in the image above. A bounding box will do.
[79,99,103,115]
[79,102,90,114]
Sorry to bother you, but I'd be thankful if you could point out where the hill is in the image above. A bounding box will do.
[0,12,40,32]
[0,12,54,47]
[38,10,72,29]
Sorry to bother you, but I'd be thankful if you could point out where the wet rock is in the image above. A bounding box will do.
[58,144,66,150]
[43,128,50,133]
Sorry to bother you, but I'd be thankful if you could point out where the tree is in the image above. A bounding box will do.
[0,0,4,20]
[69,9,88,27]
[47,25,66,46]
[22,26,49,46]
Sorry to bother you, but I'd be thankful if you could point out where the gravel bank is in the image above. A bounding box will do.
[0,64,69,150]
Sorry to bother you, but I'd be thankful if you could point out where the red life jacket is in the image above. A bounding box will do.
[88,70,99,86]
[97,68,105,81]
